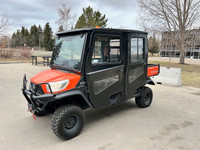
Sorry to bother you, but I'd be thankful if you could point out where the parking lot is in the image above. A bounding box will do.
[0,63,200,150]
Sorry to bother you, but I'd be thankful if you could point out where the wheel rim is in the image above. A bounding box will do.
[63,115,77,129]
[144,92,152,105]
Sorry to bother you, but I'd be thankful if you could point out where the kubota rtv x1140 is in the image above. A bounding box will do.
[22,28,159,140]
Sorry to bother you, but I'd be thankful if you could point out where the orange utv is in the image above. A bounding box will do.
[22,28,159,140]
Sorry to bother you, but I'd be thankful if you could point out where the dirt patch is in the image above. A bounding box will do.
[169,135,185,143]
[180,121,194,128]
[192,92,200,96]
[160,124,180,136]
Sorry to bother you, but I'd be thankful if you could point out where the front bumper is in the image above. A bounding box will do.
[22,74,54,113]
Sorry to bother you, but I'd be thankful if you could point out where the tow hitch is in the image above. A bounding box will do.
[28,105,37,121]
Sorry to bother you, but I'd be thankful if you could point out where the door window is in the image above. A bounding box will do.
[91,36,121,65]
[130,38,144,62]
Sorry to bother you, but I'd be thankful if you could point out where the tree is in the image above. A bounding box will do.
[56,4,76,31]
[24,28,29,46]
[137,0,200,64]
[58,25,64,32]
[11,27,29,47]
[149,34,159,55]
[0,35,11,48]
[20,26,26,46]
[43,22,54,51]
[15,30,22,46]
[11,32,17,47]
[0,13,11,37]
[75,6,108,29]
[38,25,43,49]
[29,25,39,47]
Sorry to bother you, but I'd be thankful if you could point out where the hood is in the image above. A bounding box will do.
[31,69,81,93]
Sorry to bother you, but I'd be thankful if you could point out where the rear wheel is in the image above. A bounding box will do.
[51,105,85,140]
[135,87,153,108]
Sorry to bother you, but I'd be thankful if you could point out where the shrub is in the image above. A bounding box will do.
[20,49,31,58]
[0,49,14,59]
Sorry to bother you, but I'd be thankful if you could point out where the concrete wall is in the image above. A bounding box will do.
[151,67,182,86]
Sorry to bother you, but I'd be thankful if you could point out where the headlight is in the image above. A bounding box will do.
[46,80,69,92]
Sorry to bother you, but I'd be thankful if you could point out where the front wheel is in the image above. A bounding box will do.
[51,105,85,140]
[135,87,153,108]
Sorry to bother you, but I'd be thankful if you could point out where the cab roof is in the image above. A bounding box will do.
[56,28,147,36]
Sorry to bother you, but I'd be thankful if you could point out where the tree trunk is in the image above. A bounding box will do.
[179,30,185,64]
[179,50,185,64]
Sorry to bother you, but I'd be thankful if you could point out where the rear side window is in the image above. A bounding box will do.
[130,38,144,62]
[91,35,121,65]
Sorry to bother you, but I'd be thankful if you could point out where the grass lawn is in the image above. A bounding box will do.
[148,60,200,88]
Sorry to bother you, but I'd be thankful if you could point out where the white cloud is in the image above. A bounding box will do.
[0,0,141,35]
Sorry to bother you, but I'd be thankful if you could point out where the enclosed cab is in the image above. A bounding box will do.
[22,28,159,140]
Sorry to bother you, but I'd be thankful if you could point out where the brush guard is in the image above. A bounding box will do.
[22,74,54,113]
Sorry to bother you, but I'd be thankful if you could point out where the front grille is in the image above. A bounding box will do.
[30,82,44,94]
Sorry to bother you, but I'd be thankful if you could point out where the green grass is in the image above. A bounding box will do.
[148,60,200,88]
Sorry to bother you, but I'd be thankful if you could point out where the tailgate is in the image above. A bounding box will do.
[147,64,160,77]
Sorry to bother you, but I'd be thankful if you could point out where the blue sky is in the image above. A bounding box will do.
[0,0,140,35]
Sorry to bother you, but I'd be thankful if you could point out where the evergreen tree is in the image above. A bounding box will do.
[20,26,26,46]
[10,24,55,50]
[75,6,108,29]
[149,33,159,55]
[58,25,64,32]
[43,22,54,51]
[16,30,22,46]
[38,25,43,49]
[29,25,39,47]
[24,28,29,46]
[11,32,17,47]
[21,26,25,36]
[148,36,153,51]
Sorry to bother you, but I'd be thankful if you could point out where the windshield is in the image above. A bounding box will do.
[51,34,86,70]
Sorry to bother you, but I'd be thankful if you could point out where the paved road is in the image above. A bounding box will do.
[0,63,200,150]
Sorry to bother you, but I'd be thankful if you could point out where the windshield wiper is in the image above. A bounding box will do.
[51,64,80,74]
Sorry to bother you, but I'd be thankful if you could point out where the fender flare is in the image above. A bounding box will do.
[146,77,155,85]
[52,90,94,108]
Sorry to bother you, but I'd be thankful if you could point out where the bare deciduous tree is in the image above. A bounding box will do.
[0,35,11,48]
[0,13,11,37]
[56,4,76,31]
[137,0,200,64]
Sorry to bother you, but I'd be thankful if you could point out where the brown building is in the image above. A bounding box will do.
[160,28,200,59]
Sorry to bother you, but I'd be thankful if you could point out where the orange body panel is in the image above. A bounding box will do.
[31,69,81,94]
[147,66,159,77]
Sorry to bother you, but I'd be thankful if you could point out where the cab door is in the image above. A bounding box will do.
[126,33,148,99]
[85,32,125,108]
